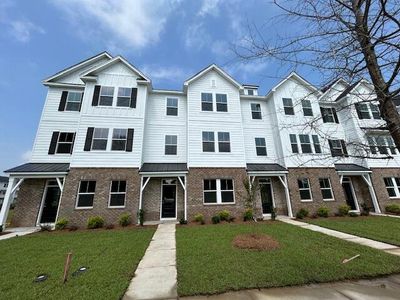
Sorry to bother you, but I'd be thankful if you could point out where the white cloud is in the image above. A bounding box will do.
[185,23,211,50]
[53,0,180,49]
[21,150,31,162]
[226,60,269,82]
[9,20,45,43]
[198,0,222,17]
[141,64,188,83]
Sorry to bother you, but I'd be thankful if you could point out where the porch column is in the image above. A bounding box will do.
[278,175,293,218]
[361,174,381,213]
[178,176,187,221]
[138,176,151,224]
[0,177,24,229]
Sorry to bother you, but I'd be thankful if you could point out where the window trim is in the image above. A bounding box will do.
[165,134,178,155]
[216,93,228,112]
[98,86,115,107]
[299,134,312,154]
[217,132,231,153]
[108,180,127,208]
[55,132,75,154]
[384,177,400,198]
[75,180,96,209]
[298,178,313,202]
[203,178,235,205]
[319,178,335,201]
[250,103,262,120]
[255,137,267,156]
[201,92,213,112]
[166,97,179,116]
[116,87,132,107]
[301,99,313,116]
[289,134,299,153]
[91,128,109,151]
[65,91,83,112]
[283,98,294,115]
[111,128,128,151]
[202,131,215,152]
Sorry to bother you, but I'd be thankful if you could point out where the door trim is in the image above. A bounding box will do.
[342,177,360,212]
[160,178,177,220]
[36,180,62,226]
[259,178,275,216]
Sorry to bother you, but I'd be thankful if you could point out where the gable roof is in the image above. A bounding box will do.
[266,72,321,97]
[183,64,243,91]
[81,55,151,82]
[43,52,113,84]
[335,80,361,101]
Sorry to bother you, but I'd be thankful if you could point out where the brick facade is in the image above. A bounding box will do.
[12,179,46,227]
[252,177,288,216]
[57,168,140,227]
[370,168,400,211]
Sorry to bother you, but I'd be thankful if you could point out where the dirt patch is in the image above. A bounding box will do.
[233,233,280,251]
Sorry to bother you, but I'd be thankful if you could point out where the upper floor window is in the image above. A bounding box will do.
[165,135,178,155]
[251,103,262,119]
[201,93,213,111]
[355,103,381,120]
[255,138,267,156]
[66,92,82,111]
[328,139,348,157]
[76,180,96,208]
[216,94,228,112]
[109,180,126,207]
[283,98,294,115]
[289,134,299,153]
[312,135,322,153]
[218,132,231,152]
[48,131,75,155]
[319,178,334,200]
[299,134,312,153]
[166,98,178,116]
[384,177,400,198]
[111,129,127,151]
[298,178,312,201]
[302,100,313,116]
[367,135,397,155]
[247,89,254,95]
[290,134,321,154]
[202,131,215,152]
[203,179,234,204]
[321,107,339,123]
[117,87,131,107]
[99,86,114,106]
[92,128,109,150]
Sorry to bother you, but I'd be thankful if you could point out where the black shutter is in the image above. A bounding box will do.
[92,85,101,106]
[130,88,137,108]
[126,129,134,152]
[70,133,76,154]
[332,108,339,123]
[78,92,84,112]
[84,127,94,151]
[341,140,348,156]
[354,103,363,119]
[328,139,335,156]
[48,131,60,154]
[58,91,68,111]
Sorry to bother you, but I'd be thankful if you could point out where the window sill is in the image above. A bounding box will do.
[75,207,93,210]
[388,197,400,200]
[203,202,236,206]
[108,206,126,209]
[300,200,313,202]
[323,199,335,202]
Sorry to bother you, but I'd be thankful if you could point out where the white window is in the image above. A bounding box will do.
[355,103,380,120]
[56,132,75,154]
[247,89,254,95]
[166,98,178,116]
[99,86,114,106]
[201,93,213,111]
[251,103,262,119]
[289,134,298,153]
[66,92,83,111]
[283,98,294,115]
[255,138,267,156]
[203,179,234,204]
[109,180,126,207]
[117,87,131,107]
[384,177,400,198]
[312,135,322,153]
[328,139,347,157]
[218,132,230,152]
[92,128,109,150]
[111,129,127,151]
[76,180,96,208]
[302,99,313,116]
[216,94,228,112]
[367,135,397,155]
[319,178,334,200]
[165,135,177,155]
[298,178,312,201]
[202,131,215,152]
[299,135,312,153]
[320,107,339,123]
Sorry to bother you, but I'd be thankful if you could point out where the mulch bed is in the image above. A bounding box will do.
[0,232,11,236]
[232,233,280,251]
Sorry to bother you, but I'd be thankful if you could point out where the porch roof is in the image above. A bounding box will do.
[246,163,287,172]
[334,163,370,173]
[4,163,70,175]
[139,163,188,174]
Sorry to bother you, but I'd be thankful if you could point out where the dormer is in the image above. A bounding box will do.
[243,85,259,96]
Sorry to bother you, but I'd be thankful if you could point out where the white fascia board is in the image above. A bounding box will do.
[139,171,188,177]
[151,89,185,95]
[247,171,288,176]
[7,172,69,178]
[42,82,85,89]
[269,72,321,96]
[318,78,349,100]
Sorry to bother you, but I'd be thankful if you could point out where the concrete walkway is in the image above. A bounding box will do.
[183,274,400,300]
[280,218,400,256]
[0,227,39,241]
[371,212,400,219]
[124,223,177,300]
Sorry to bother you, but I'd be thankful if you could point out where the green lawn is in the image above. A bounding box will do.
[306,216,400,246]
[176,222,400,296]
[0,227,155,299]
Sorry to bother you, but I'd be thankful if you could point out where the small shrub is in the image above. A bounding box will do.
[211,215,221,224]
[349,211,359,217]
[55,218,68,230]
[317,207,329,218]
[385,204,400,215]
[87,216,105,229]
[179,218,188,225]
[271,208,277,221]
[138,209,145,226]
[361,202,370,216]
[40,224,52,232]
[243,208,253,221]
[227,216,235,222]
[194,213,205,224]
[68,225,78,231]
[296,208,309,219]
[218,210,231,222]
[338,205,351,216]
[119,213,131,227]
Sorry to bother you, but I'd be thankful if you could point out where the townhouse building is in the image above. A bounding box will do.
[0,52,399,228]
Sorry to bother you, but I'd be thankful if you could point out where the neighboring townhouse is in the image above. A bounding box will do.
[0,176,9,207]
[0,52,398,228]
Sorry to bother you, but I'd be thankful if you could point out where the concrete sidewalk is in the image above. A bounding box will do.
[182,275,400,300]
[279,217,400,256]
[0,227,39,241]
[123,223,177,300]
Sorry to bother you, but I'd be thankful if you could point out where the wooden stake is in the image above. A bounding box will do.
[63,252,73,283]
[342,254,360,264]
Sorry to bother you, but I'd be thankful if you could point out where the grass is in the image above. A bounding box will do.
[305,216,400,246]
[176,222,400,296]
[0,227,155,299]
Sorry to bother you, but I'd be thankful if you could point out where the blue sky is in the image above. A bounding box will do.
[0,0,319,175]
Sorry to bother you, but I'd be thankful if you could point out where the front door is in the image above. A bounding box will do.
[161,179,176,219]
[260,179,274,214]
[342,177,358,211]
[39,181,61,224]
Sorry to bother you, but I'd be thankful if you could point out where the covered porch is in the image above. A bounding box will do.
[335,164,381,213]
[246,163,293,218]
[139,163,188,223]
[0,163,69,229]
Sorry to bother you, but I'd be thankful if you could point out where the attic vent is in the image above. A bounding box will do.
[211,79,216,88]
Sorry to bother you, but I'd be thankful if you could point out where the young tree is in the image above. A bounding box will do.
[236,0,400,148]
